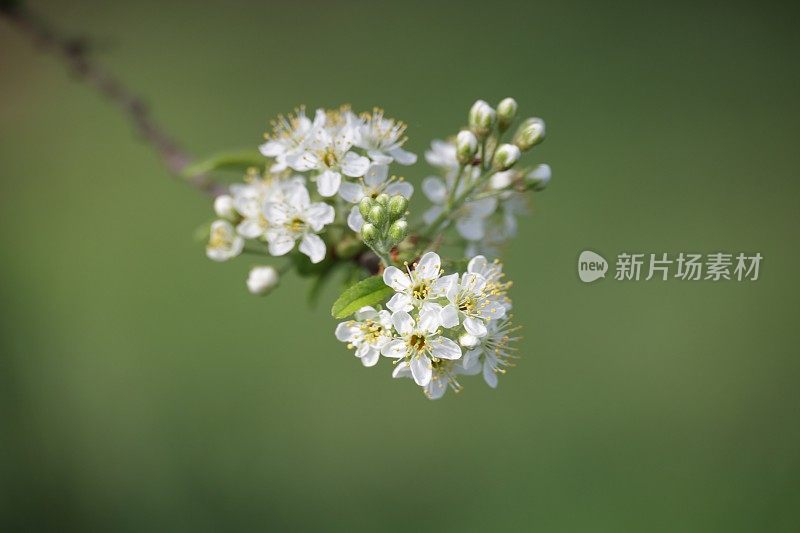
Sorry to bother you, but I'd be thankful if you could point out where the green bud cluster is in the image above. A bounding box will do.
[358,193,409,255]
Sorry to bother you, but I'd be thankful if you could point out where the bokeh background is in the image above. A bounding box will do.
[2,0,799,530]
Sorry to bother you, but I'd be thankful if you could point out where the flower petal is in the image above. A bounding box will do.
[463,316,488,338]
[381,339,407,359]
[339,181,365,203]
[385,181,414,199]
[439,303,460,329]
[425,377,447,400]
[267,232,296,257]
[341,152,370,177]
[483,360,499,388]
[316,170,341,197]
[364,164,389,188]
[410,356,432,386]
[353,306,377,321]
[388,147,417,165]
[361,347,380,367]
[335,322,359,342]
[383,266,412,291]
[299,233,326,263]
[391,310,414,335]
[415,252,441,281]
[347,206,364,232]
[305,202,335,231]
[422,176,447,203]
[392,360,412,378]
[386,292,413,313]
[429,336,462,360]
[456,216,485,241]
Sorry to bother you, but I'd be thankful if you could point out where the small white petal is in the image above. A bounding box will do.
[339,181,366,203]
[299,233,326,263]
[383,266,412,291]
[467,255,489,275]
[456,216,485,241]
[425,378,447,400]
[267,233,295,257]
[341,152,370,177]
[363,164,389,188]
[440,303,460,329]
[388,147,417,165]
[259,140,284,157]
[386,292,413,313]
[353,306,377,321]
[335,322,359,342]
[432,273,458,298]
[391,311,415,335]
[361,348,380,367]
[410,356,432,386]
[263,202,290,225]
[385,181,414,199]
[483,361,499,388]
[418,304,442,333]
[381,339,407,359]
[392,360,412,378]
[317,170,342,197]
[471,196,498,218]
[236,218,266,239]
[305,202,335,231]
[415,252,441,281]
[429,337,462,360]
[347,206,364,232]
[422,176,447,203]
[422,206,443,225]
[463,316,488,338]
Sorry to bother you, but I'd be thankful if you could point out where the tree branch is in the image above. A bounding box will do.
[0,2,226,196]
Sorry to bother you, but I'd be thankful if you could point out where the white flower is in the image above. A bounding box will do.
[206,220,244,262]
[246,266,280,295]
[381,309,462,386]
[230,175,305,239]
[422,175,497,241]
[353,108,417,165]
[382,252,449,312]
[424,139,459,178]
[289,112,370,197]
[335,306,394,367]
[437,270,506,338]
[213,194,237,220]
[259,107,323,172]
[341,164,414,231]
[263,183,334,263]
[462,317,520,388]
[464,194,527,258]
[392,357,473,400]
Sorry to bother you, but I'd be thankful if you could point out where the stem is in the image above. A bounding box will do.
[0,3,226,196]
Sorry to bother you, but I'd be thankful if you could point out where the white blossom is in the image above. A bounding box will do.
[246,266,280,295]
[437,270,506,338]
[259,107,323,172]
[206,220,244,262]
[424,139,459,178]
[461,317,520,388]
[263,183,334,263]
[392,357,473,400]
[335,306,394,367]
[289,111,370,197]
[353,108,417,165]
[382,252,449,312]
[213,194,237,220]
[381,309,462,387]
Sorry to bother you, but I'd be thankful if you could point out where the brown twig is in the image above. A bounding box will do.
[0,2,226,196]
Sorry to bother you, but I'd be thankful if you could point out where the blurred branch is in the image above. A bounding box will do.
[0,1,226,196]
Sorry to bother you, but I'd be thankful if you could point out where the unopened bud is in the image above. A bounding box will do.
[496,97,518,131]
[492,144,521,170]
[513,117,545,150]
[246,266,280,296]
[358,196,373,219]
[213,194,237,220]
[456,130,479,165]
[375,193,389,207]
[387,195,408,221]
[490,170,515,190]
[387,220,408,243]
[360,222,378,243]
[368,205,387,226]
[525,163,551,191]
[468,99,496,139]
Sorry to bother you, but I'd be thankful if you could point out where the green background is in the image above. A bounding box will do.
[2,0,799,530]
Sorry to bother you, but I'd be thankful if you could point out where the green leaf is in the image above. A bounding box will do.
[330,275,393,319]
[182,149,264,177]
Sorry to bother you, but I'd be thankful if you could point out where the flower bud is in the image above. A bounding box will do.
[513,117,545,150]
[358,196,373,219]
[525,163,551,191]
[496,97,518,131]
[375,193,389,207]
[368,205,387,226]
[246,266,279,296]
[360,222,378,243]
[490,170,515,190]
[387,195,408,221]
[213,194,237,220]
[468,99,496,139]
[455,130,478,165]
[387,220,408,244]
[492,144,521,170]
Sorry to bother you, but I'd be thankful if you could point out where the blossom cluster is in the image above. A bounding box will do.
[200,98,550,398]
[335,252,519,399]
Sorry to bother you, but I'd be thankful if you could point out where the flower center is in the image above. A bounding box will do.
[408,334,426,351]
[458,295,477,314]
[360,321,384,344]
[411,282,430,300]
[322,148,338,168]
[289,217,306,233]
[209,229,227,248]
